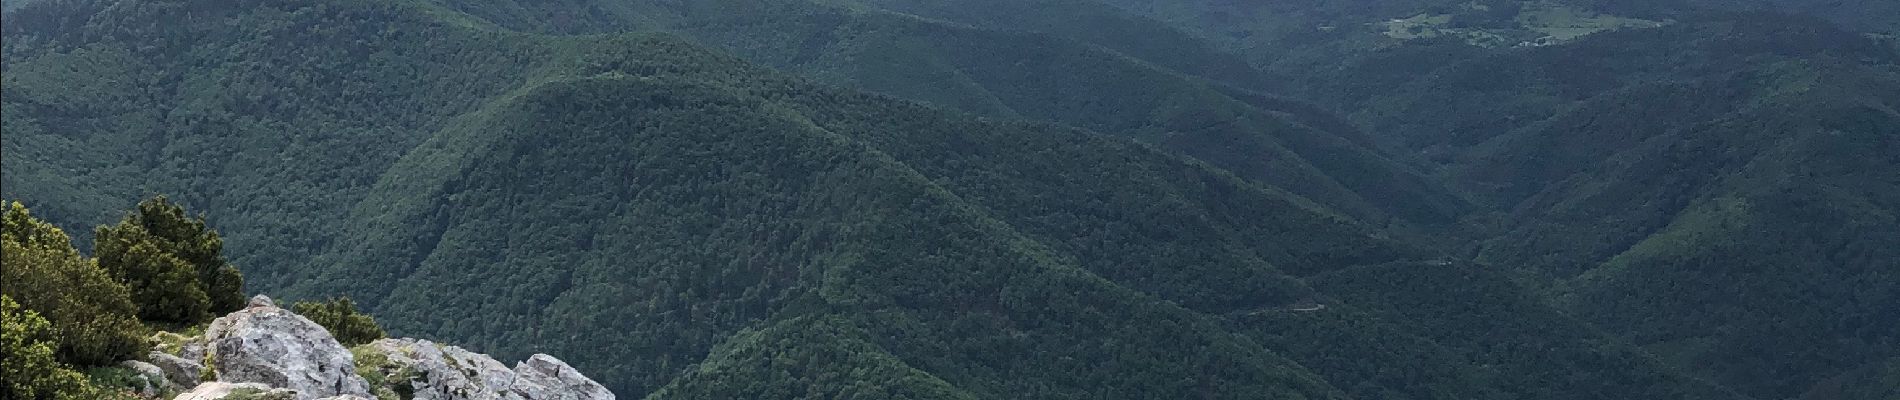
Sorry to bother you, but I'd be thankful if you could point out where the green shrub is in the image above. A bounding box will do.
[0,202,149,366]
[93,196,245,326]
[199,352,218,383]
[1,295,92,400]
[292,298,386,346]
[82,366,165,399]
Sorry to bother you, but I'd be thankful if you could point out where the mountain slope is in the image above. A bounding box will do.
[1685,0,1900,33]
[1,0,1762,399]
[413,0,1474,226]
[1535,62,1900,397]
[285,61,1364,399]
[1026,1,1900,397]
[3,3,1360,395]
[1280,10,1900,399]
[646,315,981,400]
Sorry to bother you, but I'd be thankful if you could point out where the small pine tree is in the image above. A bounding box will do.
[96,234,213,324]
[94,196,245,325]
[291,297,387,346]
[0,202,149,366]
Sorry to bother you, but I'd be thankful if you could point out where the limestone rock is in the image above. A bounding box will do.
[182,295,611,400]
[120,360,168,396]
[179,340,209,363]
[356,340,613,400]
[509,354,614,400]
[203,305,370,399]
[358,338,519,400]
[150,352,207,389]
[173,382,294,400]
[249,295,276,308]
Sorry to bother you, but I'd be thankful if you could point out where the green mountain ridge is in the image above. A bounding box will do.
[5,0,1894,399]
[1279,9,1900,400]
[2,0,1734,399]
[413,0,1474,227]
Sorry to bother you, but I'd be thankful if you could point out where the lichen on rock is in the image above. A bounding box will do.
[200,302,370,399]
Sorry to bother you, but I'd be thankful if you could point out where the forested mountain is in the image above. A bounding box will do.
[404,0,1473,227]
[2,1,1714,398]
[3,0,1895,399]
[780,2,1900,398]
[1248,9,1900,400]
[1685,0,1900,33]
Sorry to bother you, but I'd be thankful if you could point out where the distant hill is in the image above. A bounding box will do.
[410,0,1473,227]
[1295,9,1900,400]
[1685,0,1900,33]
[0,0,1743,399]
[813,1,1900,398]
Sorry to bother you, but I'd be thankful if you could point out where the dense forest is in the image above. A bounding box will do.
[2,0,1895,399]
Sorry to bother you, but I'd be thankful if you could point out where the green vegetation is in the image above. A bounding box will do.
[1,296,93,400]
[149,332,192,356]
[408,0,1470,227]
[1085,3,1898,397]
[0,295,147,400]
[4,0,1896,399]
[83,366,168,400]
[1800,356,1900,400]
[0,202,148,366]
[198,352,217,383]
[292,298,387,346]
[649,316,980,400]
[348,346,408,400]
[1341,18,1900,399]
[222,387,296,400]
[1304,262,1739,399]
[94,196,245,325]
[1,198,356,398]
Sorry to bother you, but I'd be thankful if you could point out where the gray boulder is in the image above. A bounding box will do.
[173,382,295,400]
[509,355,614,400]
[150,351,207,389]
[119,360,168,396]
[313,396,374,400]
[356,339,613,400]
[203,305,370,399]
[249,295,276,308]
[180,340,209,362]
[358,338,519,400]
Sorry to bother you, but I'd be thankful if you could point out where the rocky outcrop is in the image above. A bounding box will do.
[120,360,170,397]
[175,382,295,400]
[354,339,613,400]
[154,295,613,400]
[249,295,276,308]
[358,338,517,400]
[509,355,613,400]
[201,301,370,399]
[150,351,207,389]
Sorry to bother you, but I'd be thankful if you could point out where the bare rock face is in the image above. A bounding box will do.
[174,382,295,400]
[248,295,276,308]
[358,338,519,400]
[202,304,370,399]
[509,354,614,400]
[150,351,207,389]
[356,339,613,400]
[163,296,611,400]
